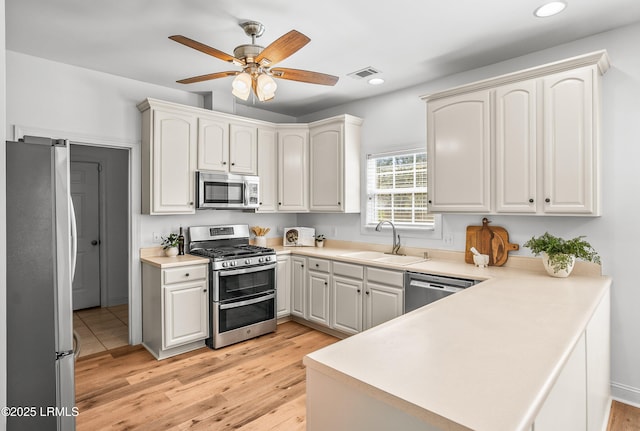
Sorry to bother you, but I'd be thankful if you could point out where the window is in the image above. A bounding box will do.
[366,150,434,228]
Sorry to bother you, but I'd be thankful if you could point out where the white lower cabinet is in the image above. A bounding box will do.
[307,258,331,327]
[331,262,365,335]
[364,267,404,330]
[142,263,209,360]
[276,255,291,318]
[291,256,307,318]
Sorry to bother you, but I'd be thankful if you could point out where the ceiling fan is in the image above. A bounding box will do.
[169,21,339,102]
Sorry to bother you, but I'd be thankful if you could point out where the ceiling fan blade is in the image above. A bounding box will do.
[176,71,239,84]
[271,68,339,86]
[169,35,242,64]
[255,30,310,66]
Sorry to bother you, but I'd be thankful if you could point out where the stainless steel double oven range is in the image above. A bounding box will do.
[188,225,277,349]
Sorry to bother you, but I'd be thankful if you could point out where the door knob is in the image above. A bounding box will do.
[91,240,98,246]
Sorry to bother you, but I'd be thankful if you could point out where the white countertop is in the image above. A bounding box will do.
[287,245,610,431]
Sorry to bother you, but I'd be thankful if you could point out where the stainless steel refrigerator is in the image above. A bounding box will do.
[6,136,77,430]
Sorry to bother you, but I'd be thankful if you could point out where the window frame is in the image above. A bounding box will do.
[363,148,437,234]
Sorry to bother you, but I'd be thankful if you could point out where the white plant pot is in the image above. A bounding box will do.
[316,241,324,248]
[255,236,267,247]
[164,247,178,257]
[542,252,575,278]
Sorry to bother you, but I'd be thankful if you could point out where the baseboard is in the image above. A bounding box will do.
[611,381,640,408]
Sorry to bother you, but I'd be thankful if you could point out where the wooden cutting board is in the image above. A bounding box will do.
[465,218,519,266]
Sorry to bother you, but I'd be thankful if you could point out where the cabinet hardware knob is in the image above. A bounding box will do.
[365,291,370,295]
[259,202,263,205]
[91,240,98,246]
[357,289,361,293]
[338,202,341,205]
[189,202,194,206]
[278,202,282,205]
[324,282,327,286]
[222,161,227,165]
[529,199,534,203]
[231,162,235,166]
[545,198,551,203]
[185,273,189,277]
[428,200,432,204]
[301,265,304,268]
[203,289,207,293]
[315,263,319,267]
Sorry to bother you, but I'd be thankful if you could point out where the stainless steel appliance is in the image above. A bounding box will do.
[188,224,276,349]
[6,137,78,430]
[404,271,478,313]
[196,171,260,210]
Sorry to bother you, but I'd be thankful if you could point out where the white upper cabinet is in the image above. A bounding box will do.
[139,101,197,215]
[256,126,278,212]
[423,50,609,216]
[309,115,363,213]
[229,122,258,174]
[198,117,257,175]
[495,79,538,213]
[542,67,596,214]
[197,116,228,172]
[277,126,309,212]
[427,90,491,212]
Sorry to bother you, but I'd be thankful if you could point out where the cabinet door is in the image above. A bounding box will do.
[152,109,197,214]
[310,123,343,211]
[543,67,596,214]
[495,80,538,213]
[307,271,331,327]
[257,127,278,212]
[198,116,229,172]
[291,256,307,318]
[229,123,257,174]
[163,280,208,349]
[331,275,362,335]
[364,282,403,330]
[276,255,291,318]
[278,128,309,211]
[427,90,491,212]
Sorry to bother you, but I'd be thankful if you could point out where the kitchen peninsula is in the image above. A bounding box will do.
[288,246,610,431]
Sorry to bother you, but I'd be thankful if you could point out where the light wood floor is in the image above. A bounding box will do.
[75,321,640,430]
[75,321,338,430]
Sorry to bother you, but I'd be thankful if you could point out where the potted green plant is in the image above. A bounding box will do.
[315,234,326,248]
[161,233,180,257]
[523,232,600,277]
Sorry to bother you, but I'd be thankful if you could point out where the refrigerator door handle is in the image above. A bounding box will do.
[69,196,78,282]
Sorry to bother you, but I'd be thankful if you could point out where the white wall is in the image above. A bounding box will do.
[299,22,640,405]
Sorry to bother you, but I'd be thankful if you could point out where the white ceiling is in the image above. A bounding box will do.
[6,0,640,117]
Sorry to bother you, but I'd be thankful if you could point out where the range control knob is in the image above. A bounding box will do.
[265,256,272,262]
[258,257,264,263]
[230,261,236,267]
[245,259,251,264]
[222,262,228,268]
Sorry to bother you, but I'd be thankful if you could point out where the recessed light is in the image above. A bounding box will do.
[534,1,567,17]
[368,78,385,85]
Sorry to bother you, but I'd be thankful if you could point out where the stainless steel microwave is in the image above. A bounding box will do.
[196,172,260,210]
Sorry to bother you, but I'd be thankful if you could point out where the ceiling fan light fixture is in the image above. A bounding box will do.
[256,74,277,101]
[534,1,567,17]
[231,72,252,100]
[368,78,385,85]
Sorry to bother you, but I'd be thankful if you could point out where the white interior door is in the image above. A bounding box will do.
[71,162,101,310]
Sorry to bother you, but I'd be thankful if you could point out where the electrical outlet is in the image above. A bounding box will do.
[152,232,162,243]
[443,233,454,245]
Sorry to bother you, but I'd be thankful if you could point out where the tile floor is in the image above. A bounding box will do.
[73,304,129,357]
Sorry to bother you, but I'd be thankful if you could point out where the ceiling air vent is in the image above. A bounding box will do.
[348,66,382,80]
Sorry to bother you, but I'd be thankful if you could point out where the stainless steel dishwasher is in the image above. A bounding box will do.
[404,271,478,313]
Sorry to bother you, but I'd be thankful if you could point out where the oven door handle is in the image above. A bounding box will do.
[219,292,275,310]
[218,262,276,277]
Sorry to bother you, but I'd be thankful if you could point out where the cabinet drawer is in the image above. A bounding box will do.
[163,265,208,285]
[366,267,403,287]
[333,261,364,279]
[308,258,330,272]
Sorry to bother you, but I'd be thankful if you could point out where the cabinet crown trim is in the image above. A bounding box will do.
[421,50,610,102]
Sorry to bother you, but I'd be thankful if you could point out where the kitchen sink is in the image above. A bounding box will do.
[340,251,387,260]
[339,251,426,266]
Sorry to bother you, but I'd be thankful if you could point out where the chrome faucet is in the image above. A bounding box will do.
[375,220,402,255]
